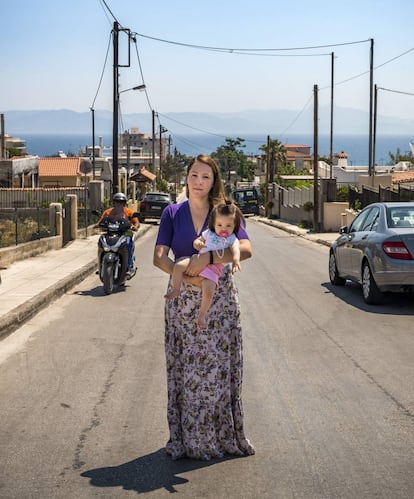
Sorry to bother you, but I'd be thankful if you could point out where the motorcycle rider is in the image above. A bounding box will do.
[95,193,140,275]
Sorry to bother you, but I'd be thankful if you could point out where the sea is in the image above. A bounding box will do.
[22,133,414,166]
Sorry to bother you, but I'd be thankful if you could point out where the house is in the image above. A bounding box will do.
[0,156,38,188]
[38,157,85,187]
[284,144,312,171]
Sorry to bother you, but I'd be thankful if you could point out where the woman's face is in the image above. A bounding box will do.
[187,161,214,199]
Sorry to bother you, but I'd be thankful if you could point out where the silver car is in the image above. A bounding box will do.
[329,202,414,304]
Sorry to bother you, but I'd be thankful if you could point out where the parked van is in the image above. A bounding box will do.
[232,187,260,215]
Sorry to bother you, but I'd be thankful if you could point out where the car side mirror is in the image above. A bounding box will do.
[339,225,349,234]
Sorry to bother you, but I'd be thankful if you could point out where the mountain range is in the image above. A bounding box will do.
[1,107,412,136]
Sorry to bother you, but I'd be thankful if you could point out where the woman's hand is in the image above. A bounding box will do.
[182,275,203,288]
[185,252,209,276]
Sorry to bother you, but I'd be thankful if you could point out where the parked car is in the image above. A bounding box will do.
[329,202,414,304]
[232,187,260,215]
[138,192,172,222]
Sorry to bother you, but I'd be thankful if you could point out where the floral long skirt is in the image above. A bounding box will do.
[164,265,255,460]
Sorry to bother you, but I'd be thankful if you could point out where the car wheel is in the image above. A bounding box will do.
[329,251,346,285]
[362,261,383,305]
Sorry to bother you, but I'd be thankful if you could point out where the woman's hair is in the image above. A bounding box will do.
[185,154,226,208]
[208,199,245,234]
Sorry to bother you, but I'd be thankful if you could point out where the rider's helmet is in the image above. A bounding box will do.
[113,192,127,203]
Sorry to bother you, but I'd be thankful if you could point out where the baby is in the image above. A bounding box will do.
[165,200,244,328]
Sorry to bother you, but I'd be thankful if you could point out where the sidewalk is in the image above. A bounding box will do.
[255,217,339,247]
[0,220,338,339]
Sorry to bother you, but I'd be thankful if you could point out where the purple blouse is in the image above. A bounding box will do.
[155,201,249,261]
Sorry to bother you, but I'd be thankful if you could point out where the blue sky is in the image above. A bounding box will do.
[1,0,413,126]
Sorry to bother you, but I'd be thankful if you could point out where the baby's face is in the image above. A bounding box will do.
[214,214,236,238]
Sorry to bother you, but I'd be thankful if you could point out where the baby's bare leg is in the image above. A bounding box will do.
[164,258,190,299]
[197,278,216,328]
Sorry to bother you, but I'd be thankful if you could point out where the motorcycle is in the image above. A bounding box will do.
[97,216,137,294]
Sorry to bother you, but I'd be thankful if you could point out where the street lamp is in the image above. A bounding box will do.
[112,83,146,196]
[119,84,146,94]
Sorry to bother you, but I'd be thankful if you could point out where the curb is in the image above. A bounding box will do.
[256,217,333,247]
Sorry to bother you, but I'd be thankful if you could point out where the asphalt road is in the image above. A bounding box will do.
[0,220,413,498]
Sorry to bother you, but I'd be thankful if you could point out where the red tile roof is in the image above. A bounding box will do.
[391,171,414,184]
[38,157,82,177]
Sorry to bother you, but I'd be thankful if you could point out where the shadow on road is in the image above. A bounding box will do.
[81,448,239,494]
[322,281,414,315]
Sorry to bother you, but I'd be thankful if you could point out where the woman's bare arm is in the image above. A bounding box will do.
[153,245,175,275]
[185,238,252,276]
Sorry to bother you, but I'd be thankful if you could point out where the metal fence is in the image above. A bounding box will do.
[0,207,55,248]
[0,187,87,208]
[349,184,414,210]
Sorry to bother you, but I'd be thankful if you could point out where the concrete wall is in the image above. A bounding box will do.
[0,235,61,268]
[322,202,349,231]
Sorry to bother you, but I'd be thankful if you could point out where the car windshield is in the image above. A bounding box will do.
[145,194,170,202]
[387,207,414,228]
[234,190,257,201]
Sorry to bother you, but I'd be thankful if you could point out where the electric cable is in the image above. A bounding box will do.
[377,86,414,97]
[90,32,112,109]
[135,32,370,53]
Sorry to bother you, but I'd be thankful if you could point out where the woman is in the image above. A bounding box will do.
[153,154,255,460]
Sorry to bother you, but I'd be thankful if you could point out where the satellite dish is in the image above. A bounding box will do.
[80,160,92,174]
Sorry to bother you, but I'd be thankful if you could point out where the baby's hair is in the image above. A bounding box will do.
[208,199,245,234]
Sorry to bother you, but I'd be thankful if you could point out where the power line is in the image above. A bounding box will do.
[377,87,414,97]
[98,0,120,25]
[135,32,370,53]
[278,94,314,136]
[90,32,112,109]
[131,37,153,112]
[335,47,414,86]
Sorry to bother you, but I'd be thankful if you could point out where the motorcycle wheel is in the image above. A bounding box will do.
[102,256,114,295]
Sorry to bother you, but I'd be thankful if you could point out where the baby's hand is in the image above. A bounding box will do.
[232,261,241,274]
[194,239,206,251]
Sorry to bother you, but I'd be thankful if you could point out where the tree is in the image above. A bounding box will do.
[388,148,412,165]
[211,138,254,185]
[259,139,287,183]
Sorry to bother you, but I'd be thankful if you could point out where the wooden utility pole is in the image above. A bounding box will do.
[313,84,319,232]
[265,135,270,217]
[329,52,334,178]
[0,113,5,159]
[151,110,156,173]
[112,21,119,196]
[373,84,378,171]
[368,38,374,178]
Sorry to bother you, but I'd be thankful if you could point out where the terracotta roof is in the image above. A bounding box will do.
[391,171,414,184]
[38,157,82,177]
[130,167,156,182]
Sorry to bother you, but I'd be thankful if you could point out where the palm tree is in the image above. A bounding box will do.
[259,139,286,182]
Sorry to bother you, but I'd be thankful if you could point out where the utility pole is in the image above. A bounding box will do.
[112,21,120,196]
[313,84,319,232]
[329,52,334,178]
[151,110,156,173]
[159,124,163,177]
[373,83,378,170]
[0,113,5,159]
[368,38,374,179]
[90,107,96,179]
[265,135,270,217]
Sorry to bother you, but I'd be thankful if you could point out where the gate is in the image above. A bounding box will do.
[62,200,72,246]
